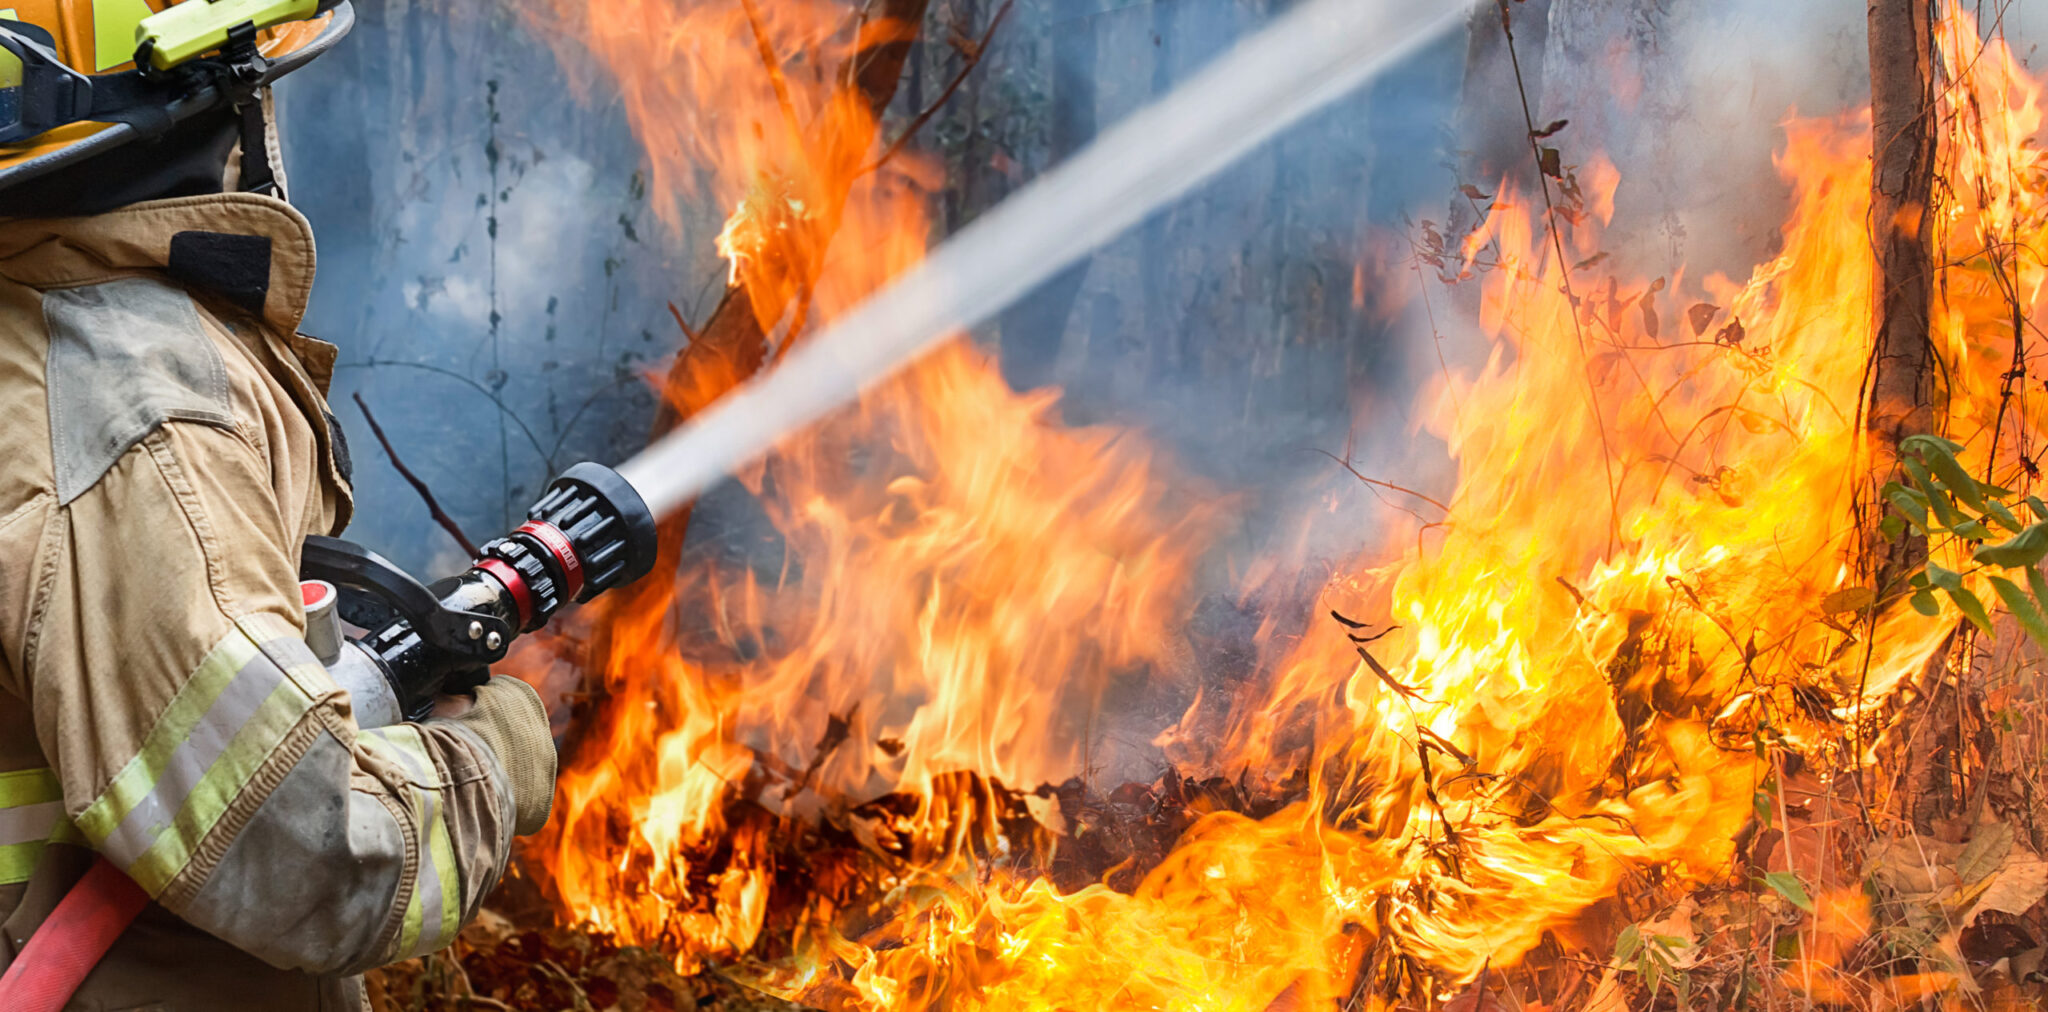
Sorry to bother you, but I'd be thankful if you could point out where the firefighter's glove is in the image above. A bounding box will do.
[438,676,557,835]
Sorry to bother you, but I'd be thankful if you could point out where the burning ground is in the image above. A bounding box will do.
[361,0,2048,1009]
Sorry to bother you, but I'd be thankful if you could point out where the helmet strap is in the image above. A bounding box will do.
[235,95,277,197]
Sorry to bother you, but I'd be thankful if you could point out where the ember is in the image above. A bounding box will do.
[446,0,2048,1008]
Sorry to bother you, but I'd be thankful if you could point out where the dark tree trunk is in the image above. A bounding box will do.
[1865,0,1940,582]
[1142,0,1182,382]
[996,0,1099,392]
[1455,0,1551,196]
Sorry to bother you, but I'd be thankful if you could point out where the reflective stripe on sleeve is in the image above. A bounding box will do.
[0,768,66,885]
[361,726,462,958]
[73,619,319,896]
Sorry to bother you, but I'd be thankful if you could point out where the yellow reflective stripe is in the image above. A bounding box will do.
[367,726,461,957]
[92,0,154,71]
[76,623,317,896]
[395,784,435,955]
[0,767,60,808]
[0,840,41,885]
[124,678,311,895]
[424,802,459,948]
[75,632,258,848]
[0,770,81,886]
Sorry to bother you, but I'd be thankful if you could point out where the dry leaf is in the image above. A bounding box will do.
[1579,969,1628,1012]
[1822,587,1876,614]
[1687,302,1720,335]
[1959,822,2018,886]
[1867,835,1964,900]
[1966,857,2048,927]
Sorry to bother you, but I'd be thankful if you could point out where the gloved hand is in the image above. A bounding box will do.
[434,676,558,835]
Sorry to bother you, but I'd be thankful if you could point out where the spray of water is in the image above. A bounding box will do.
[616,0,1469,517]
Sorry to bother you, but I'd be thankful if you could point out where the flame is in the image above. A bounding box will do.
[512,1,2048,1008]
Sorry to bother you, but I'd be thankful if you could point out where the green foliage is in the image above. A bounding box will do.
[1760,870,1814,913]
[1881,435,2048,646]
[1614,921,1695,1006]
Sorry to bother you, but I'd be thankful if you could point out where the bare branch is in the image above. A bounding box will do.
[862,0,1017,177]
[353,392,482,559]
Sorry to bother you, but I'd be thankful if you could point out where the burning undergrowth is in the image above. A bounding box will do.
[373,1,2048,1009]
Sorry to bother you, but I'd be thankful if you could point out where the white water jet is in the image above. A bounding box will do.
[617,0,1470,518]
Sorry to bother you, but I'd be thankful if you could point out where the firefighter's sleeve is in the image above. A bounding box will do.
[30,419,558,975]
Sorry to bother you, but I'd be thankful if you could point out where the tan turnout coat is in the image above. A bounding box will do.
[0,194,530,1010]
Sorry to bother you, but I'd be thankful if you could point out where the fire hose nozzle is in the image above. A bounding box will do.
[478,462,660,632]
[302,461,660,725]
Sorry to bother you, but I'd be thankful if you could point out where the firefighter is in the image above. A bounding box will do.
[0,3,560,1009]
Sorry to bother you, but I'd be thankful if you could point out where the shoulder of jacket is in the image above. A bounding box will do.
[43,276,240,505]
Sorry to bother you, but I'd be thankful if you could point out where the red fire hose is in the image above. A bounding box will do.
[0,857,148,1012]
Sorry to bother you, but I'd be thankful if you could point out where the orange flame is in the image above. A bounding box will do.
[512,1,2048,1008]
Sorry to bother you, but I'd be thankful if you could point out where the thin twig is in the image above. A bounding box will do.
[738,0,809,153]
[667,300,700,344]
[860,0,1017,176]
[1311,448,1450,511]
[354,392,482,559]
[1497,1,1624,555]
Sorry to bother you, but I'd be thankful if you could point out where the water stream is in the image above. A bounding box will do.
[616,0,1470,518]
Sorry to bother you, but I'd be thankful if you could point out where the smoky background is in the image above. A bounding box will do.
[270,0,2009,649]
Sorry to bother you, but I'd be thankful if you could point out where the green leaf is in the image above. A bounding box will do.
[2028,495,2048,520]
[1950,586,1996,634]
[1928,563,1963,592]
[1881,513,1907,542]
[1954,519,1992,541]
[1614,922,1642,964]
[1923,444,1988,512]
[1910,588,1940,616]
[1904,458,1963,528]
[1900,433,1966,457]
[2028,564,2048,617]
[1887,486,1931,531]
[1985,498,2024,534]
[1762,870,1816,913]
[1973,522,2048,569]
[1754,789,1774,827]
[1991,575,2048,648]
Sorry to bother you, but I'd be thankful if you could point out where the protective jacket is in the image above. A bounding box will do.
[0,193,553,1010]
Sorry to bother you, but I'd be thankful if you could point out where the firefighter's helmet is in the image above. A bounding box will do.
[0,0,351,194]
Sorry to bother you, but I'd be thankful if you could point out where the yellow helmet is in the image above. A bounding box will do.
[0,0,351,195]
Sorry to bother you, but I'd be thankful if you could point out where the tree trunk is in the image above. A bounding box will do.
[1141,0,1181,382]
[1865,0,1940,582]
[1455,0,1550,196]
[997,0,1100,392]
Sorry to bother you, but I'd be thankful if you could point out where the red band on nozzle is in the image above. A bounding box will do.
[477,558,535,628]
[518,520,584,600]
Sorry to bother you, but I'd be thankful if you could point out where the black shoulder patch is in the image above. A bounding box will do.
[325,410,353,486]
[167,231,273,315]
